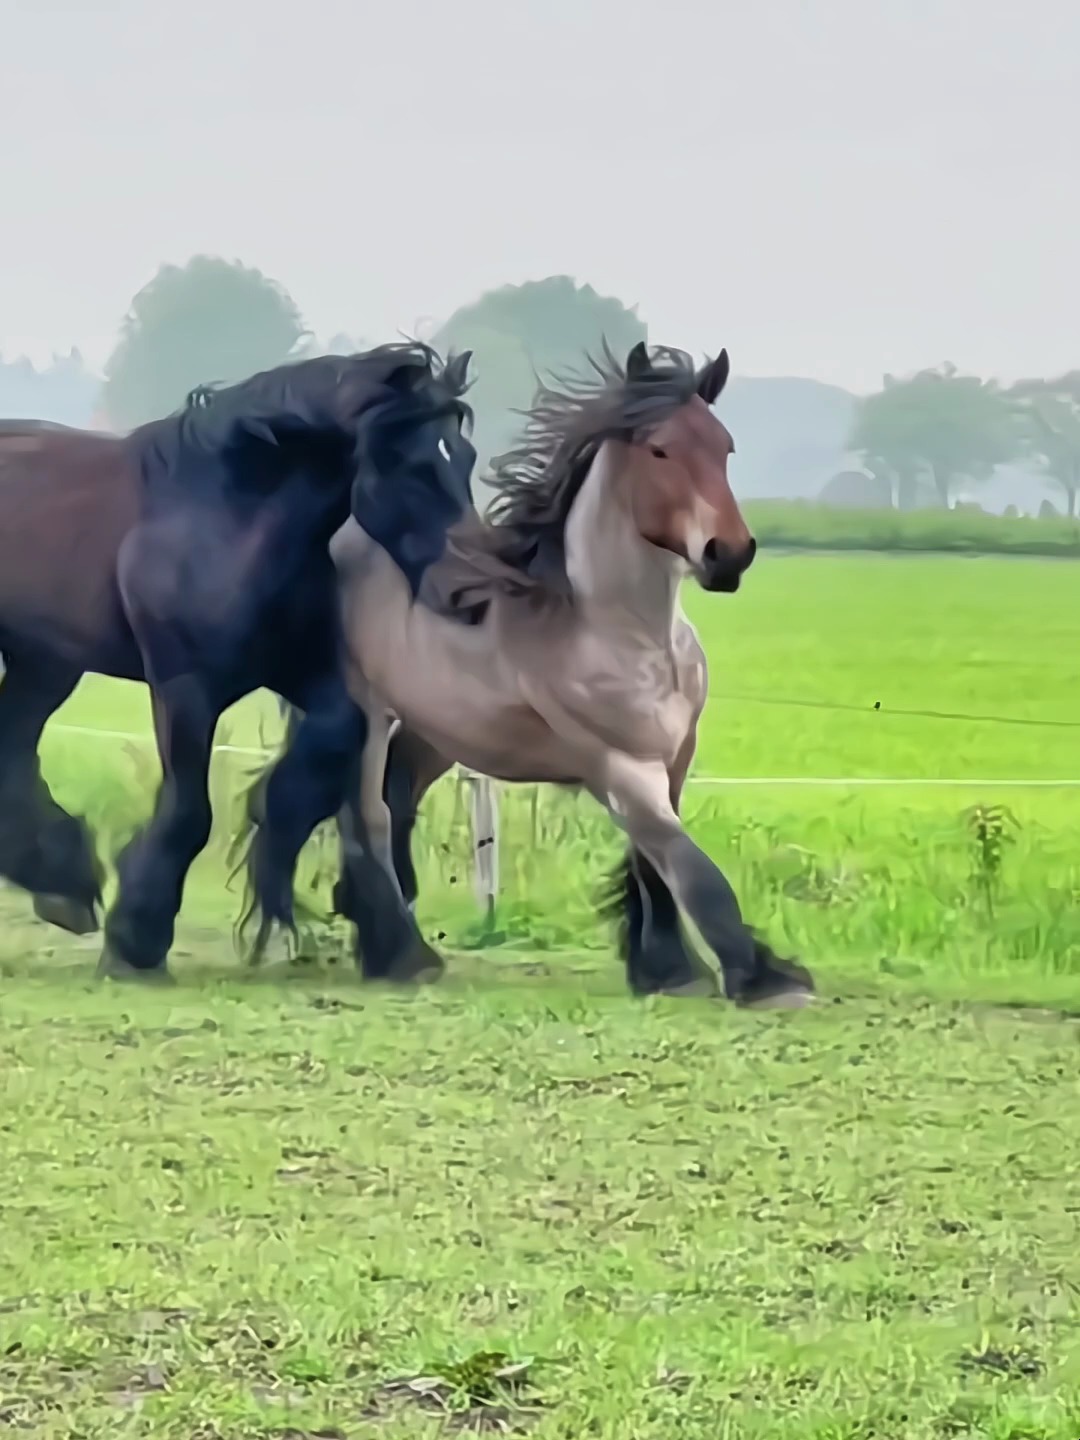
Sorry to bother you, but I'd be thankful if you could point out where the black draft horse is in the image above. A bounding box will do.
[0,343,475,982]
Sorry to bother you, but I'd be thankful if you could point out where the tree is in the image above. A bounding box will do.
[102,255,308,429]
[1009,373,1080,518]
[433,277,647,490]
[0,349,100,427]
[849,364,1018,509]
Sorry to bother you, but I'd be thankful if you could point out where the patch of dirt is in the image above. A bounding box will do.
[956,1343,1044,1379]
[968,1001,1080,1026]
[363,1354,544,1434]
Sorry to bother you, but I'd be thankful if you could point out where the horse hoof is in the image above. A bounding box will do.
[739,987,817,1012]
[33,894,99,936]
[368,938,446,986]
[96,949,176,986]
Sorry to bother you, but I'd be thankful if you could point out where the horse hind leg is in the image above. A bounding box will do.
[333,723,449,922]
[0,656,104,934]
[240,677,368,960]
[336,710,446,984]
[600,848,718,998]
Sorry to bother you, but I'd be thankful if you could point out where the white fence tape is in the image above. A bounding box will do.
[44,720,1080,788]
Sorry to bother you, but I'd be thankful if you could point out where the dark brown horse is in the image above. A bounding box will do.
[0,343,474,982]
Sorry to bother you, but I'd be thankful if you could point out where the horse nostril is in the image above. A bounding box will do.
[743,536,757,569]
[702,538,719,564]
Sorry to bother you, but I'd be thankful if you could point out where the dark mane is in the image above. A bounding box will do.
[447,343,704,602]
[131,342,471,496]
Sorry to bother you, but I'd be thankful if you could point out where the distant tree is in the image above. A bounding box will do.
[849,365,1018,509]
[433,277,647,487]
[1008,373,1080,518]
[818,468,893,509]
[102,255,308,428]
[0,348,100,426]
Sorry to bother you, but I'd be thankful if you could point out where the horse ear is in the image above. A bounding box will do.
[626,341,652,380]
[696,349,730,405]
[444,350,472,393]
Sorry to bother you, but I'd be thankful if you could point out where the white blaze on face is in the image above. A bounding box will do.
[682,495,717,565]
[683,519,707,564]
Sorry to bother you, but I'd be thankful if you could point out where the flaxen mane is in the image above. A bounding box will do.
[442,343,704,607]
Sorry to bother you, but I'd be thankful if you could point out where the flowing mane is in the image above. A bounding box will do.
[130,342,471,497]
[444,343,705,605]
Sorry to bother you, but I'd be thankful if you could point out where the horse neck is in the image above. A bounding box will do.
[562,448,685,640]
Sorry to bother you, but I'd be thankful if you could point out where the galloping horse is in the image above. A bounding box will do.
[264,341,815,1007]
[0,343,474,982]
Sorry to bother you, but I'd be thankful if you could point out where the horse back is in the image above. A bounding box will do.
[0,425,143,673]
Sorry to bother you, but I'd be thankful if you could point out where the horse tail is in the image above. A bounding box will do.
[227,702,306,958]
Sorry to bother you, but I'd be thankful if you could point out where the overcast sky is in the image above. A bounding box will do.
[0,0,1076,392]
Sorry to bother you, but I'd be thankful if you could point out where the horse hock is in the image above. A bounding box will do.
[338,846,445,984]
[0,779,106,936]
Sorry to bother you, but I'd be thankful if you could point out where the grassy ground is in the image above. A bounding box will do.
[2,552,1079,1437]
[2,927,1079,1439]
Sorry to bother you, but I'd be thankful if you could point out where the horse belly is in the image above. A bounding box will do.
[0,467,139,672]
[377,636,556,780]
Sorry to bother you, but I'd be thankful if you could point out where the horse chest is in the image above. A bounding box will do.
[562,635,699,762]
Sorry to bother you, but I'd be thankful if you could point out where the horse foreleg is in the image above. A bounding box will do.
[606,728,718,997]
[0,655,104,935]
[596,753,815,1009]
[608,849,718,997]
[100,676,219,981]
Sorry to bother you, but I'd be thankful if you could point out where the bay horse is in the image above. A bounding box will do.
[0,343,474,982]
[319,341,814,1007]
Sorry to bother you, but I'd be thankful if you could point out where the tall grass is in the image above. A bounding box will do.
[37,736,1080,983]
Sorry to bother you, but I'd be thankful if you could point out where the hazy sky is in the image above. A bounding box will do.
[1,0,1076,392]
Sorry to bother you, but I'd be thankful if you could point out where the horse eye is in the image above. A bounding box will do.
[649,445,668,460]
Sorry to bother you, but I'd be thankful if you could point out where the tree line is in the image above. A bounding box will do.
[849,365,1080,517]
[6,254,1078,518]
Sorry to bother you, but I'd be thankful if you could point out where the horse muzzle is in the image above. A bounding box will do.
[695,536,757,593]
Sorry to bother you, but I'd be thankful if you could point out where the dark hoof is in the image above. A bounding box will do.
[366,937,446,986]
[97,949,176,986]
[33,893,99,936]
[735,944,815,1011]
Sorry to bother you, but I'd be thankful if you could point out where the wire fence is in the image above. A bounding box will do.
[46,716,1080,786]
[43,709,1079,915]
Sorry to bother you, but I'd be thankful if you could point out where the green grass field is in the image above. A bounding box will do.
[2,552,1079,1438]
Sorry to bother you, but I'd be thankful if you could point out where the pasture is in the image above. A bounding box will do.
[2,552,1079,1438]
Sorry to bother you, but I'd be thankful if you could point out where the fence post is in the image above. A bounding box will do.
[461,767,499,927]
